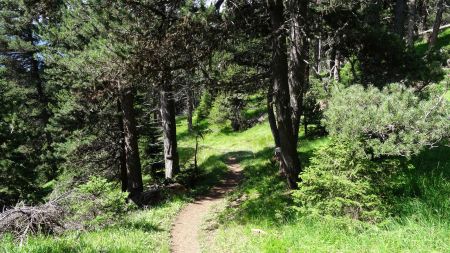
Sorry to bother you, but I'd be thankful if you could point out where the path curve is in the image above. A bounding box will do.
[170,157,243,253]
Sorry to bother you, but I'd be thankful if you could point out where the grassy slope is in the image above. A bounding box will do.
[182,114,449,252]
[191,62,450,252]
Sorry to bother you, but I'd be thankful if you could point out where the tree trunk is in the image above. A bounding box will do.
[160,76,180,179]
[288,0,309,143]
[314,37,321,75]
[186,87,193,132]
[268,0,302,189]
[333,50,341,82]
[267,83,280,148]
[117,100,128,193]
[268,86,288,177]
[428,0,444,47]
[407,0,417,46]
[417,0,428,31]
[329,45,336,78]
[119,83,143,200]
[394,0,407,37]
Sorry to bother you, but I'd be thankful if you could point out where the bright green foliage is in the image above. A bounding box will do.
[339,58,362,86]
[66,177,132,229]
[324,83,450,158]
[209,92,229,124]
[194,91,213,121]
[209,92,247,131]
[303,77,328,133]
[294,83,449,221]
[294,141,409,221]
[184,105,450,253]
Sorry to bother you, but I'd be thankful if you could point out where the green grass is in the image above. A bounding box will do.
[199,124,450,252]
[0,198,185,253]
[174,107,450,252]
[205,144,450,252]
[3,90,449,252]
[415,27,450,55]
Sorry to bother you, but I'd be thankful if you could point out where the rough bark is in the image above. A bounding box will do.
[329,45,336,78]
[288,0,309,143]
[428,0,444,47]
[119,83,143,200]
[394,0,407,37]
[267,83,280,148]
[186,87,193,132]
[407,0,417,46]
[268,0,301,189]
[333,50,341,82]
[314,37,321,75]
[117,100,128,192]
[160,76,180,179]
[417,0,428,31]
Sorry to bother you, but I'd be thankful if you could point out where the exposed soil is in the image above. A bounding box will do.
[170,157,243,253]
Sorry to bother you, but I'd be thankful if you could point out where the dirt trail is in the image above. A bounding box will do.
[170,157,243,253]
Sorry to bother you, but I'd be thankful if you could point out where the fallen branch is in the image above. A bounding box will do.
[418,24,450,35]
[0,195,70,244]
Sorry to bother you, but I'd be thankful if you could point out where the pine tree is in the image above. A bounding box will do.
[0,0,61,206]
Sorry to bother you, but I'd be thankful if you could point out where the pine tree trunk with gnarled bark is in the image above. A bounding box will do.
[160,77,180,179]
[288,0,309,143]
[119,83,143,201]
[117,100,128,192]
[406,0,417,46]
[268,0,301,189]
[267,83,280,148]
[186,88,194,132]
[428,0,444,47]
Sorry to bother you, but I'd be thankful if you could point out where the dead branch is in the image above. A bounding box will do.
[0,195,70,244]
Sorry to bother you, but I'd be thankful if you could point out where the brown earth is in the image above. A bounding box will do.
[170,157,243,253]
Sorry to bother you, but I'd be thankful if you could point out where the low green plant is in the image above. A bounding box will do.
[294,83,449,221]
[66,176,133,229]
[324,83,449,158]
[293,140,410,221]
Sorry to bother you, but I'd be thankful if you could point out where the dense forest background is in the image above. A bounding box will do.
[0,0,449,252]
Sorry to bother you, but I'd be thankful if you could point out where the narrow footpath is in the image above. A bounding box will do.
[170,157,243,253]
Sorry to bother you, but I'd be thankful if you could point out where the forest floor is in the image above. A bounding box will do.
[171,157,243,253]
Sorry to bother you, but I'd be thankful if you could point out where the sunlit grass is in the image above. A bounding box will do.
[1,199,185,253]
[178,109,450,252]
[3,90,448,252]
